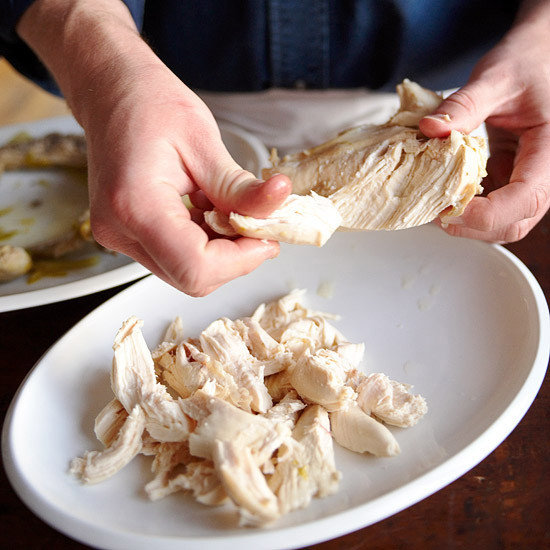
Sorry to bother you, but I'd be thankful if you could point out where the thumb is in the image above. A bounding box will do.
[419,80,498,138]
[190,130,292,218]
[216,171,292,218]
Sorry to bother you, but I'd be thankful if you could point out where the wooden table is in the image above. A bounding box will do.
[0,59,549,549]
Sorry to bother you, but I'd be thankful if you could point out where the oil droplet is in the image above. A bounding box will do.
[0,227,19,241]
[27,255,99,284]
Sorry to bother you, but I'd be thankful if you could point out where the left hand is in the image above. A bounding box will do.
[419,0,550,243]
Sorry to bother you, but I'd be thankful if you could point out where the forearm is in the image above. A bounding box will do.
[16,0,169,129]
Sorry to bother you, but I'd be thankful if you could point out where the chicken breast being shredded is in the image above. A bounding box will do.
[71,289,427,527]
[262,79,487,231]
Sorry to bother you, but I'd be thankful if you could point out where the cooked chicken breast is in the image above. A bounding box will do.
[70,404,145,484]
[111,316,192,442]
[263,79,487,231]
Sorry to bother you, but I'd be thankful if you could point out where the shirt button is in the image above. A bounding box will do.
[294,79,307,89]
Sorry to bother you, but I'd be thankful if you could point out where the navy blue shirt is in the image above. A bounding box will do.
[0,1,520,96]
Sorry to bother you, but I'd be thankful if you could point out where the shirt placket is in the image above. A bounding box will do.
[268,0,330,88]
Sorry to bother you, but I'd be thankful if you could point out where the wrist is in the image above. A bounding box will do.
[16,0,163,129]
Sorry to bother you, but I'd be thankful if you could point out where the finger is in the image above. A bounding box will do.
[187,190,213,211]
[180,126,292,217]
[419,79,505,138]
[206,171,292,218]
[92,230,179,288]
[443,123,550,239]
[438,210,546,243]
[127,185,280,296]
[484,125,517,191]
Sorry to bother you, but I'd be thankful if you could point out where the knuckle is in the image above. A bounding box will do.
[527,185,550,220]
[89,210,114,248]
[473,206,497,232]
[502,220,533,243]
[174,264,210,297]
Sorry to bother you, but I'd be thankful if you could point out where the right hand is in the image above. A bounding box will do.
[17,0,291,297]
[84,67,291,296]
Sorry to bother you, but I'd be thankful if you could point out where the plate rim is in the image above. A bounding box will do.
[2,237,549,550]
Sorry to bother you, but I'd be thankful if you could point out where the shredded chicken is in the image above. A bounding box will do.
[70,290,427,526]
[205,192,342,246]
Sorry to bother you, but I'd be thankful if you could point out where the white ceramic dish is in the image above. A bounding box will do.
[0,116,270,312]
[3,225,549,550]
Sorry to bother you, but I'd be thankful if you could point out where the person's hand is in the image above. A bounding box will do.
[419,0,550,243]
[85,69,290,296]
[17,0,291,296]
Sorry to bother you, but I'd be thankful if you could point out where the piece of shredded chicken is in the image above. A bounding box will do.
[204,192,342,246]
[70,289,427,526]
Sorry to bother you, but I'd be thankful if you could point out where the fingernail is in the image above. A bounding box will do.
[263,240,280,258]
[424,113,452,123]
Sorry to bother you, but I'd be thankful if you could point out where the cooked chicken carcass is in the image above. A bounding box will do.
[262,79,487,230]
[0,132,87,174]
[204,192,342,246]
[0,133,104,283]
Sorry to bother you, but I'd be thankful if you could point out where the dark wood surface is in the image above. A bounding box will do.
[1,213,548,550]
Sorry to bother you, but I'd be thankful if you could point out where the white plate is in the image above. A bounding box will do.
[0,116,270,312]
[3,225,549,550]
